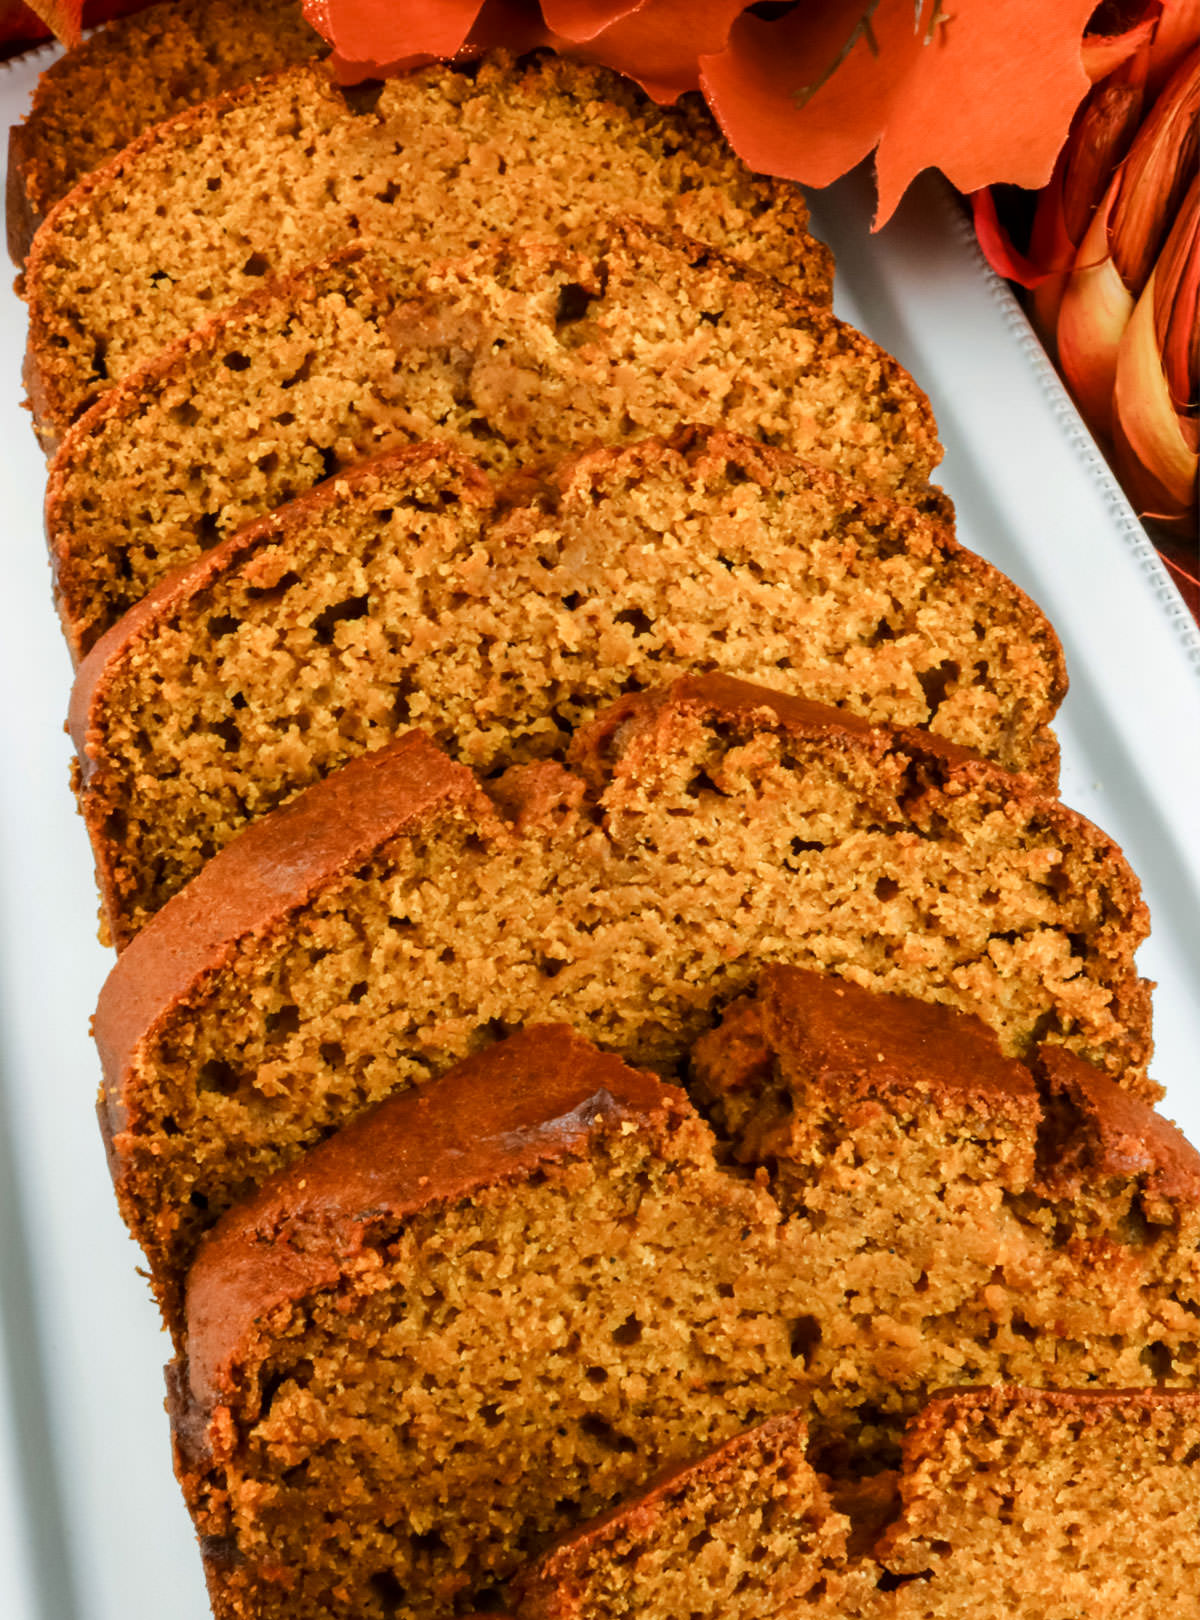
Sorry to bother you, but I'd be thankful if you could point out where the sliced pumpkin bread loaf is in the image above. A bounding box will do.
[94,677,1151,1319]
[691,967,1198,1457]
[169,1025,815,1620]
[24,51,832,435]
[511,1390,1200,1619]
[510,1411,853,1620]
[46,224,942,657]
[868,1387,1200,1617]
[6,0,321,263]
[71,430,1064,947]
[168,1015,1197,1619]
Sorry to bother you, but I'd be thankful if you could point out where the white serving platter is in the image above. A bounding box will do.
[0,42,1198,1620]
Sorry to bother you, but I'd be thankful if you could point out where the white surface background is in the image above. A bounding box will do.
[1,45,1198,1620]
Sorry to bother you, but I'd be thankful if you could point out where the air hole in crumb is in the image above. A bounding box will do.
[312,594,370,644]
[611,1313,642,1346]
[343,79,385,114]
[789,1315,822,1362]
[917,659,960,715]
[877,1570,933,1591]
[348,982,368,1005]
[580,1415,637,1453]
[790,836,823,856]
[555,281,592,326]
[368,1569,405,1612]
[614,607,653,636]
[1141,1342,1173,1380]
[319,1042,345,1068]
[222,350,251,372]
[197,1060,239,1097]
[242,252,270,277]
[207,613,238,638]
[874,876,900,902]
[266,1005,301,1036]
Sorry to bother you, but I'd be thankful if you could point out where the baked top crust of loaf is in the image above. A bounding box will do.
[24,51,832,436]
[69,428,1065,947]
[171,1025,813,1618]
[93,676,1153,1321]
[166,1005,1197,1617]
[6,0,321,264]
[45,223,940,658]
[512,1390,1200,1619]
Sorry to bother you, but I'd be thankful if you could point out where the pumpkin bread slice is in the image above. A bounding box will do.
[510,1390,1200,1619]
[46,223,941,657]
[169,1026,815,1620]
[94,677,1150,1321]
[6,0,321,263]
[70,429,1063,947]
[23,51,832,434]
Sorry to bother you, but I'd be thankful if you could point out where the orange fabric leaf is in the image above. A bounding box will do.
[540,0,642,42]
[702,0,1098,225]
[561,0,746,101]
[871,0,1098,223]
[302,0,484,64]
[700,3,925,191]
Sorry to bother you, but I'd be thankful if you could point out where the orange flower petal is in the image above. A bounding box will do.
[12,0,81,45]
[1055,181,1133,444]
[1081,8,1159,84]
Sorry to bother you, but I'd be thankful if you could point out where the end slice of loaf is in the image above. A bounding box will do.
[47,224,942,657]
[170,1026,812,1620]
[512,1390,1200,1618]
[6,0,321,263]
[70,428,1065,947]
[24,51,832,432]
[870,1387,1200,1616]
[691,966,1198,1457]
[94,677,1151,1317]
[511,1410,849,1620]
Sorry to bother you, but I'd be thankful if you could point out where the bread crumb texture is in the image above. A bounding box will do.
[7,0,320,260]
[73,430,1062,945]
[96,680,1151,1313]
[47,224,937,656]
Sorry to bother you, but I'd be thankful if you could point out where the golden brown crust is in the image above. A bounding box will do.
[1033,1044,1200,1204]
[180,1025,687,1411]
[693,964,1041,1120]
[94,730,499,1140]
